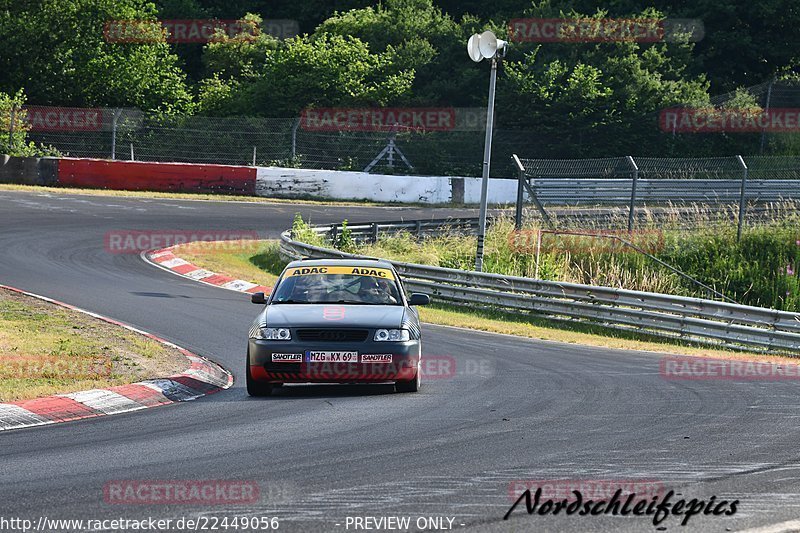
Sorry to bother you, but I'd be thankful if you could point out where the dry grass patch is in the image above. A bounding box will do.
[171,240,282,287]
[0,288,188,402]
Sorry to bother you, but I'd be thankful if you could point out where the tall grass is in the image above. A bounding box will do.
[349,212,800,312]
[290,206,800,311]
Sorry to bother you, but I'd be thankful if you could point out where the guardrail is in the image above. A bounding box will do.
[280,218,800,354]
[311,217,479,243]
[524,178,799,203]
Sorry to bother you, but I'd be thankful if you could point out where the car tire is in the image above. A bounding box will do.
[246,357,273,397]
[395,371,420,393]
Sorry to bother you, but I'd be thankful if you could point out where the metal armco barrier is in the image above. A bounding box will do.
[314,218,480,243]
[280,218,800,354]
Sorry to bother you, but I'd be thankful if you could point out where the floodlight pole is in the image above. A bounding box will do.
[475,57,498,272]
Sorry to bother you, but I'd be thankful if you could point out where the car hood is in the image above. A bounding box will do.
[263,304,406,329]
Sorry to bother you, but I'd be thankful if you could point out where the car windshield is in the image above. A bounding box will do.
[271,265,402,305]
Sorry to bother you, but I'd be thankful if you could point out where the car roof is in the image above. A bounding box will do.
[285,258,395,270]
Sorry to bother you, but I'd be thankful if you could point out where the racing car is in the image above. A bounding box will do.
[247,258,430,396]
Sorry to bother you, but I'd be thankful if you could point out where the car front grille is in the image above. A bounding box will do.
[296,329,369,342]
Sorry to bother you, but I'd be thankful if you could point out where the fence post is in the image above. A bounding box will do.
[759,77,775,155]
[111,108,121,160]
[291,118,300,160]
[371,222,378,244]
[511,154,554,229]
[736,155,748,241]
[130,143,134,161]
[514,157,525,229]
[8,106,16,152]
[252,146,257,166]
[627,155,639,232]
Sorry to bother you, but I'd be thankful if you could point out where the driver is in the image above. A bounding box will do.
[357,275,397,304]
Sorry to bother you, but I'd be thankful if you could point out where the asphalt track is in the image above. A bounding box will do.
[2,189,800,533]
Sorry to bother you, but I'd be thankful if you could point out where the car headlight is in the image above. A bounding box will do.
[374,329,410,342]
[254,327,292,340]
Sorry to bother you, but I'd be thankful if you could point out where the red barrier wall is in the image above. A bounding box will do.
[57,158,256,195]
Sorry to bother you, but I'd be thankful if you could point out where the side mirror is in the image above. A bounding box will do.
[408,293,430,306]
[251,292,266,304]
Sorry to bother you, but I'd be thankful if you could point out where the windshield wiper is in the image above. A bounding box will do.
[334,300,392,305]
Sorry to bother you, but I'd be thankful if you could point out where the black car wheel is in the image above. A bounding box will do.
[395,369,420,393]
[246,350,274,397]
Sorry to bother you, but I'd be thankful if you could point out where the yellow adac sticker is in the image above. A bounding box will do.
[284,266,395,280]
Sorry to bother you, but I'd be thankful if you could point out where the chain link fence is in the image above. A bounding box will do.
[18,107,491,175]
[6,82,800,178]
[514,154,800,235]
[25,115,521,177]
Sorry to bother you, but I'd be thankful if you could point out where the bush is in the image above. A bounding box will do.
[0,90,61,157]
[290,213,327,248]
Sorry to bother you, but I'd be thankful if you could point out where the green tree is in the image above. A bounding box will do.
[0,0,193,113]
[201,13,279,79]
[197,13,280,114]
[316,0,485,106]
[496,6,710,156]
[209,33,417,116]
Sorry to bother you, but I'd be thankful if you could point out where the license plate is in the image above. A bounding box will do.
[306,351,359,363]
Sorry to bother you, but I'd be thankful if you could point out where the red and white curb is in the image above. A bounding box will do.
[0,284,233,432]
[143,247,271,294]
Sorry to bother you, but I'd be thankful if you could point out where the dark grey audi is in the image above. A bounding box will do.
[246,258,430,396]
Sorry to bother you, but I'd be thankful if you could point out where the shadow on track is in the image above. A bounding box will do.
[245,383,398,399]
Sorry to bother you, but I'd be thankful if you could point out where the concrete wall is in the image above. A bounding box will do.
[1,154,519,205]
[0,155,58,186]
[462,176,517,204]
[58,158,256,194]
[255,166,517,204]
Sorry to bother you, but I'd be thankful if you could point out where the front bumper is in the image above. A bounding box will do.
[248,338,420,383]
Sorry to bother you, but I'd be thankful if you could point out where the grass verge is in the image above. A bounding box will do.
[0,287,188,402]
[167,239,797,363]
[172,240,284,287]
